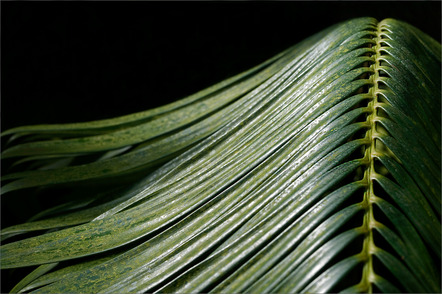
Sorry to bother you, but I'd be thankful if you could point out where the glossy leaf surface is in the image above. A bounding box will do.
[1,17,440,293]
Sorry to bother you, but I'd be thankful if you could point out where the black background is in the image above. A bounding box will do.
[1,1,441,132]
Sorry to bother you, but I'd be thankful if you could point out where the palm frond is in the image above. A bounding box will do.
[1,17,440,293]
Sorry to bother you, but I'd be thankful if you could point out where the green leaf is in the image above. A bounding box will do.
[1,17,440,293]
[10,263,59,293]
[374,249,427,293]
